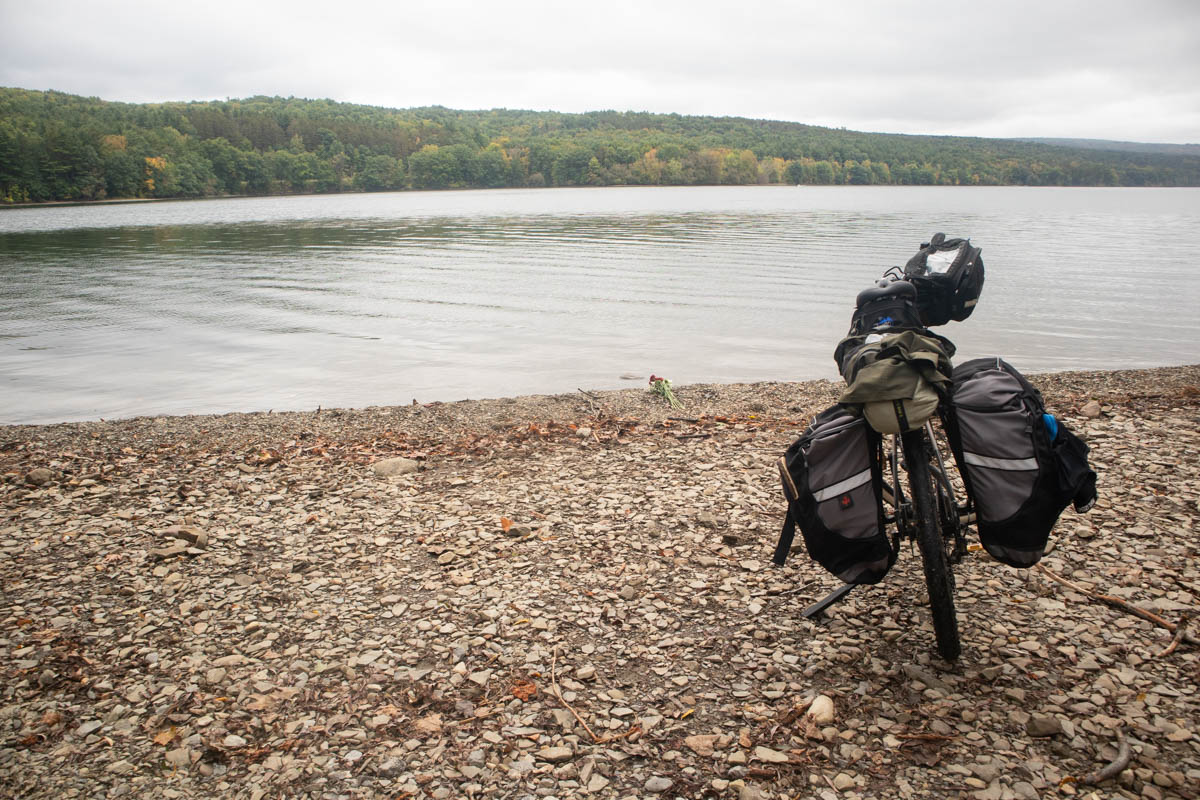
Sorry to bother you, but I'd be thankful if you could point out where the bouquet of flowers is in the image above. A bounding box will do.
[648,374,682,409]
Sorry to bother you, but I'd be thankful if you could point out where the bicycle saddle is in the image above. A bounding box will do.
[856,278,916,309]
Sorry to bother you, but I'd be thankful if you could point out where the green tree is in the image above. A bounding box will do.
[353,154,404,191]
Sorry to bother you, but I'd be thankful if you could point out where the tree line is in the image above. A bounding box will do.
[2,88,1198,204]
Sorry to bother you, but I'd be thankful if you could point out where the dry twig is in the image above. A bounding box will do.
[548,647,636,745]
[1156,615,1191,658]
[1079,727,1133,786]
[1035,564,1198,646]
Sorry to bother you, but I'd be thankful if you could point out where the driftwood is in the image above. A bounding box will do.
[549,647,639,745]
[1155,615,1190,658]
[1079,727,1133,785]
[1034,564,1198,647]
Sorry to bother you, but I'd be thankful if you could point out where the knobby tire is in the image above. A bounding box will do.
[901,429,961,661]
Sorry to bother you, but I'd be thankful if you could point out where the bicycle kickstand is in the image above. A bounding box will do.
[802,583,856,619]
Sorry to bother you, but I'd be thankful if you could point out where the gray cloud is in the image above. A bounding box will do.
[2,0,1197,142]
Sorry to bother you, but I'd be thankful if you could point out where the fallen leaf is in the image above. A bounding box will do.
[153,727,177,746]
[500,517,514,533]
[511,681,538,702]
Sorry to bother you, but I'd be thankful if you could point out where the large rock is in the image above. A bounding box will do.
[1026,715,1063,737]
[372,457,420,477]
[807,694,836,724]
[25,468,54,486]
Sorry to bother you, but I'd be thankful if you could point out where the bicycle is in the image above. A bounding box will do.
[799,279,976,661]
[779,234,990,661]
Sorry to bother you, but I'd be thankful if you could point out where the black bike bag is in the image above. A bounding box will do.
[849,279,923,335]
[775,404,894,584]
[902,233,985,327]
[940,358,1097,567]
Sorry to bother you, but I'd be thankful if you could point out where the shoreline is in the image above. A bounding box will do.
[3,363,1198,437]
[1,364,1198,798]
[5,183,1197,211]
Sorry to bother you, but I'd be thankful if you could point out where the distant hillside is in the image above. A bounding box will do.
[2,87,1198,204]
[1015,137,1200,156]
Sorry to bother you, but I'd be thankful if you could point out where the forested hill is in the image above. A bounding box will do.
[1014,138,1200,157]
[2,88,1198,204]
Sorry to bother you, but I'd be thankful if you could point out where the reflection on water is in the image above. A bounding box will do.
[1,186,1198,424]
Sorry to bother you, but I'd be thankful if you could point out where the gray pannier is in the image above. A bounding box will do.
[773,404,894,584]
[940,358,1097,567]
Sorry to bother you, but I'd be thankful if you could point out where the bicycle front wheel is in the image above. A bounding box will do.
[901,429,961,661]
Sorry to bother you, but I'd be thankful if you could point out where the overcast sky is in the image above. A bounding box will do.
[2,0,1197,143]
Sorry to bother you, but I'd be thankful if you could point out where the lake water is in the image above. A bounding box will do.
[2,186,1198,425]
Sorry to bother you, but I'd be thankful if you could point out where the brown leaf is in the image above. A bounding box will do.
[40,711,63,726]
[511,680,538,702]
[153,727,177,746]
[500,517,514,533]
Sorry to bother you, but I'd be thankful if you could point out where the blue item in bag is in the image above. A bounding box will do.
[1042,413,1059,442]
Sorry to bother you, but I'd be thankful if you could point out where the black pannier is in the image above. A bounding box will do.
[940,358,1097,567]
[903,233,985,327]
[774,405,895,584]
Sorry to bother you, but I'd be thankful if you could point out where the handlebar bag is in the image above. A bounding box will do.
[774,404,894,584]
[902,233,985,327]
[940,358,1097,567]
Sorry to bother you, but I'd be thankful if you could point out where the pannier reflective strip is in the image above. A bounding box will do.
[964,451,1038,471]
[812,468,872,502]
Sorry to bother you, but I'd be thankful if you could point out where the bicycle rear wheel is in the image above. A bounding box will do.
[901,429,961,661]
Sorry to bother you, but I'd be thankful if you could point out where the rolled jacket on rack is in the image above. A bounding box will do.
[834,329,956,434]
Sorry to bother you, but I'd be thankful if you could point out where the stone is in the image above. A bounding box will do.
[753,745,789,764]
[149,543,188,560]
[1081,400,1102,418]
[25,468,55,486]
[645,776,673,793]
[535,746,573,763]
[807,694,836,724]
[223,734,247,748]
[833,773,856,791]
[165,747,191,767]
[375,757,407,777]
[75,720,103,737]
[414,714,443,737]
[1026,715,1063,737]
[685,734,719,757]
[372,457,420,477]
[586,774,610,792]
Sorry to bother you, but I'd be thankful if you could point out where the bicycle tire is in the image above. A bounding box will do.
[901,429,961,661]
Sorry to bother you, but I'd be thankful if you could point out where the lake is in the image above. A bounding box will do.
[2,185,1198,425]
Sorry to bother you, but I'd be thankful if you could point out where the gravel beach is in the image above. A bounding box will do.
[2,365,1198,800]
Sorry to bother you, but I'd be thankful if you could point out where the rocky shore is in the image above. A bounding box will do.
[2,365,1198,800]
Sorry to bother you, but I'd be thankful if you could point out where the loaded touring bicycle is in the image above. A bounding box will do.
[774,235,1097,660]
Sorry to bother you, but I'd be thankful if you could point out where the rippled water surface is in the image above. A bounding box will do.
[2,186,1198,424]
